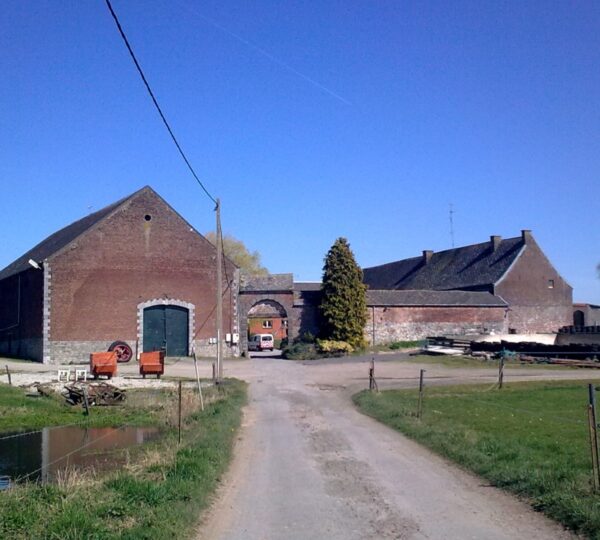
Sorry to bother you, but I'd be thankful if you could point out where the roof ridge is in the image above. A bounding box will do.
[0,186,149,280]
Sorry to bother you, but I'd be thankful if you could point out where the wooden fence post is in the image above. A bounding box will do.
[178,381,183,445]
[417,369,426,420]
[588,384,600,491]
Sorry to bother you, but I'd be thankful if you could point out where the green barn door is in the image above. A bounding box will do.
[143,305,189,356]
[165,306,189,356]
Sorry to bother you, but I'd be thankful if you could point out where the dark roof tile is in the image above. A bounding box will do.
[0,188,145,281]
[363,237,524,291]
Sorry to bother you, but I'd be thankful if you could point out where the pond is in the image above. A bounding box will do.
[0,425,160,488]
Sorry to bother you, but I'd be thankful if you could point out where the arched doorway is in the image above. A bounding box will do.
[247,299,288,353]
[574,310,585,327]
[138,299,194,357]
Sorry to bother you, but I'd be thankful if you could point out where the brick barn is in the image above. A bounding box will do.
[0,186,237,364]
[363,230,573,340]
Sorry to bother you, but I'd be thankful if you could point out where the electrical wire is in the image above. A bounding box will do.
[104,0,217,206]
[0,420,91,442]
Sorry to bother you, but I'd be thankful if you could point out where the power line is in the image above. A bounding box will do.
[104,0,217,206]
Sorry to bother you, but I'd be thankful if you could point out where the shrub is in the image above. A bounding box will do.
[317,339,354,356]
[388,340,422,350]
[282,342,319,360]
[297,331,316,344]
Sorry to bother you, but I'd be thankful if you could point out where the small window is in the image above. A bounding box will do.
[508,328,517,334]
[548,279,555,289]
[262,335,272,341]
[144,214,152,221]
[262,320,273,328]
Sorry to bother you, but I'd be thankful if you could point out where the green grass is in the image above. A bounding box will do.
[0,383,183,432]
[402,353,576,370]
[354,380,600,538]
[0,380,247,539]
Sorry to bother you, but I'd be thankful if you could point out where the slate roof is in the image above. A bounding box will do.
[0,189,143,281]
[293,282,321,292]
[363,236,525,291]
[240,273,294,292]
[367,289,507,307]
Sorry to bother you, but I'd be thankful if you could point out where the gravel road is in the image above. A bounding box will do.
[196,356,581,539]
[2,354,589,538]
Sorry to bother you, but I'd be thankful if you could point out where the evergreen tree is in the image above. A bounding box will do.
[320,238,367,348]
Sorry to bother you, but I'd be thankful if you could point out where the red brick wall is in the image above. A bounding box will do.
[495,238,572,333]
[248,317,287,340]
[48,189,235,343]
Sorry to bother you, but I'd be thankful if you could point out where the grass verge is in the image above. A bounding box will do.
[353,380,600,538]
[0,380,247,539]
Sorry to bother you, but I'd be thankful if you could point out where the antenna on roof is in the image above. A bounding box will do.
[449,203,456,248]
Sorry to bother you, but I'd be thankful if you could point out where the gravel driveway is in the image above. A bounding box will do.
[195,356,582,539]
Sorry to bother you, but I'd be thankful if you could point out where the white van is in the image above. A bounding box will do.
[248,334,274,352]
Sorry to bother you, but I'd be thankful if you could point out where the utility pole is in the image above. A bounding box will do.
[216,198,223,381]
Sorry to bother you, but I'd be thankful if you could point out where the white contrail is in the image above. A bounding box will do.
[177,2,351,105]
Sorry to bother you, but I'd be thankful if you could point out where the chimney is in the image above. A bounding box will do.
[490,235,501,252]
[521,230,532,244]
[422,250,433,264]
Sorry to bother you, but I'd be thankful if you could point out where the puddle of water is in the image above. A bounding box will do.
[0,425,159,488]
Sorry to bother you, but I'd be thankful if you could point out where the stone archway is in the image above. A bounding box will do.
[574,309,585,328]
[247,299,288,350]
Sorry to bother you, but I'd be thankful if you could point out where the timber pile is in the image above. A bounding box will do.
[519,355,600,369]
[422,336,471,355]
[63,381,126,406]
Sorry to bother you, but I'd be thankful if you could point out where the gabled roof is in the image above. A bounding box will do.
[0,188,148,281]
[0,186,230,281]
[363,236,525,291]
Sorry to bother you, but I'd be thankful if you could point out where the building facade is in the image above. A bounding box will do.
[0,187,238,363]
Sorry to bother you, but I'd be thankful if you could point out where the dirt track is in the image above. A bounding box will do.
[2,354,591,538]
[195,355,586,539]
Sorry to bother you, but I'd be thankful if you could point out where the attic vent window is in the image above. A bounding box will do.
[548,279,555,289]
[144,214,152,221]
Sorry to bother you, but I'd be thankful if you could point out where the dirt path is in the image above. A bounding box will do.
[196,357,581,539]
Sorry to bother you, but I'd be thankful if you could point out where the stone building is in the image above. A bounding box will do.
[363,230,573,339]
[573,303,600,327]
[0,186,237,363]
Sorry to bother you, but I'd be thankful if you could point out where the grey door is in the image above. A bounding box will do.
[143,305,189,356]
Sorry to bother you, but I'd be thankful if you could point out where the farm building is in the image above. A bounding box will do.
[0,186,238,364]
[362,231,573,340]
[238,232,573,348]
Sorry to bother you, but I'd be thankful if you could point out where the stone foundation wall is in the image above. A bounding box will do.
[506,304,572,334]
[366,306,507,345]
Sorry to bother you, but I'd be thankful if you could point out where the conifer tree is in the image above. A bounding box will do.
[319,238,367,348]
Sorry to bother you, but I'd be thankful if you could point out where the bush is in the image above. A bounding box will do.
[297,331,316,344]
[317,339,354,356]
[282,342,319,360]
[388,340,422,350]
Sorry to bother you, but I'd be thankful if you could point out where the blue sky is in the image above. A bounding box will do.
[1,1,599,302]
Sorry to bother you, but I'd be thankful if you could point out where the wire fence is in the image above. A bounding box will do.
[1,381,215,487]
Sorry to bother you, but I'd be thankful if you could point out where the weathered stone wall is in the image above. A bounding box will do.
[573,305,600,327]
[365,306,507,344]
[495,235,572,333]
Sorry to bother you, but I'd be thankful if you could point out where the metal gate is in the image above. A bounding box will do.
[143,305,189,356]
